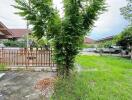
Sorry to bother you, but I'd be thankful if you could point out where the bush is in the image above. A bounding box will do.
[3,40,26,47]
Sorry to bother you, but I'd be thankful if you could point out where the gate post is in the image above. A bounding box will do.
[0,47,3,64]
[1,47,4,65]
[29,47,33,67]
[24,48,27,69]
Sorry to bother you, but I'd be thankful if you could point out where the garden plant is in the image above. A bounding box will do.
[14,0,106,77]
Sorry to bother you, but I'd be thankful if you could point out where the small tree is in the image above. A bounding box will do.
[14,0,106,77]
[101,40,114,48]
[115,27,132,59]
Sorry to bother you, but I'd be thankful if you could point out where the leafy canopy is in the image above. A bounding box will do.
[115,27,132,49]
[14,0,106,76]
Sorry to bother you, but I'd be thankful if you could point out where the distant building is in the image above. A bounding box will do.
[96,36,114,42]
[84,37,95,44]
[9,29,31,40]
[0,21,30,40]
[0,21,12,39]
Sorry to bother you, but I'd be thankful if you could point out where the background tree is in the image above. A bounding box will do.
[116,0,132,59]
[120,0,132,25]
[14,0,106,77]
[101,40,114,48]
[115,27,132,59]
[28,35,53,48]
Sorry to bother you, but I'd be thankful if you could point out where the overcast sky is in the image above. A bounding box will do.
[0,0,128,40]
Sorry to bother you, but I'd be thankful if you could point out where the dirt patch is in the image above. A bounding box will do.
[0,71,56,100]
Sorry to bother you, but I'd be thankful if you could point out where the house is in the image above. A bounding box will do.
[0,21,12,39]
[84,37,95,44]
[96,36,114,43]
[0,21,30,40]
[9,29,31,40]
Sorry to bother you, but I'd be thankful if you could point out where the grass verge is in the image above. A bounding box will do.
[52,55,132,100]
[0,64,8,71]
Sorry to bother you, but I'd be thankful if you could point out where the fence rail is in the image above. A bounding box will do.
[0,48,56,68]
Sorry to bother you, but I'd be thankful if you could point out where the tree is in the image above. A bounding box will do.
[119,0,132,59]
[101,40,114,48]
[14,0,106,77]
[28,35,52,48]
[120,0,132,25]
[115,27,132,59]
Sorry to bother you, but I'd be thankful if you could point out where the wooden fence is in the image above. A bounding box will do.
[0,48,56,68]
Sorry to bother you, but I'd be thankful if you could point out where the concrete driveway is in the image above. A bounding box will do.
[0,71,56,100]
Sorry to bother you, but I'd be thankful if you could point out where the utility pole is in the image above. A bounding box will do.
[26,0,31,48]
[26,20,29,48]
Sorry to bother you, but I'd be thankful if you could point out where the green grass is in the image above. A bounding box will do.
[0,64,7,71]
[76,56,132,70]
[52,55,132,100]
[82,44,95,48]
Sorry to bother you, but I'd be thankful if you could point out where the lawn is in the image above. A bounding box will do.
[53,55,132,100]
[0,64,7,71]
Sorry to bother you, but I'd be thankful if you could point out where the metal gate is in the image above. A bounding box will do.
[0,48,56,68]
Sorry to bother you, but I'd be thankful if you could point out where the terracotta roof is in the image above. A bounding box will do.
[9,29,31,38]
[84,37,95,44]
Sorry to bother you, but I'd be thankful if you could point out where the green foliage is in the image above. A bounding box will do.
[37,37,48,47]
[115,27,132,50]
[3,39,26,47]
[14,0,106,76]
[98,40,115,48]
[14,0,60,39]
[28,35,52,48]
[120,0,132,25]
[103,41,113,48]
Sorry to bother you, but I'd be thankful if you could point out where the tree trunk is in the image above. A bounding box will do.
[130,50,132,59]
[128,45,132,59]
[120,50,123,57]
[99,49,103,56]
[130,46,132,59]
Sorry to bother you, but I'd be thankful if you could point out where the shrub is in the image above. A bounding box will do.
[3,40,26,47]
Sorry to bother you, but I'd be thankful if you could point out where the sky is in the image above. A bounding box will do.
[0,0,129,40]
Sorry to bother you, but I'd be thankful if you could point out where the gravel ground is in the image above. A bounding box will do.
[0,71,56,100]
